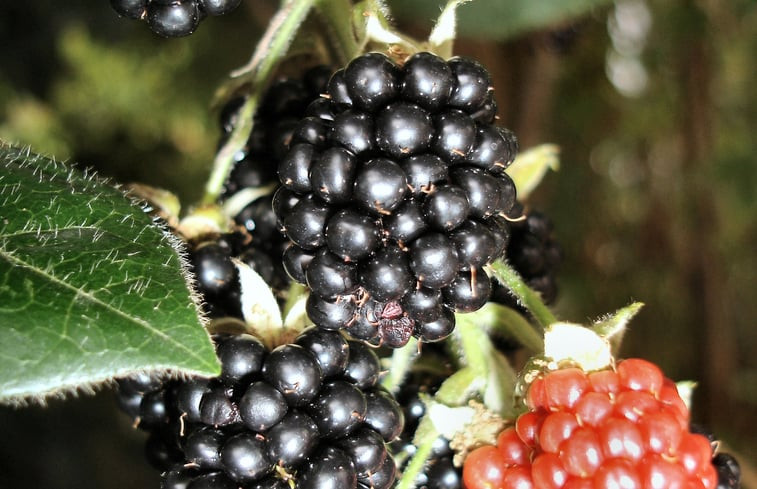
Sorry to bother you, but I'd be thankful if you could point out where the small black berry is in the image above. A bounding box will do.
[375,102,434,158]
[238,381,288,432]
[262,344,323,406]
[220,432,272,482]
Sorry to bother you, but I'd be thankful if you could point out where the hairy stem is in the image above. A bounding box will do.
[201,0,317,205]
[488,259,557,329]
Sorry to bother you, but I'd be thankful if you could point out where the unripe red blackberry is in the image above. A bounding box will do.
[462,359,719,489]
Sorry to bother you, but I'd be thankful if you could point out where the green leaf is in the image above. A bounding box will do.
[464,301,544,353]
[506,144,560,201]
[387,0,614,41]
[0,146,219,403]
[483,349,519,418]
[591,301,644,351]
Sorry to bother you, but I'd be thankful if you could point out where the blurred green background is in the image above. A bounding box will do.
[1,0,755,487]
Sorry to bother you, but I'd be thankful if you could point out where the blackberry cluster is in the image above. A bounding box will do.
[220,65,333,199]
[274,51,519,348]
[217,66,333,293]
[117,328,404,488]
[109,0,242,37]
[492,206,562,308]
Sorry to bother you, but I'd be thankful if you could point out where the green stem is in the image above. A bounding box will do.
[397,416,439,489]
[434,366,479,405]
[380,337,419,394]
[488,259,558,329]
[313,0,362,66]
[471,302,544,353]
[453,318,490,378]
[201,0,317,205]
[201,97,256,206]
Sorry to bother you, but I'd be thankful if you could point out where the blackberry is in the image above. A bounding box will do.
[691,425,742,489]
[115,327,403,488]
[108,0,242,37]
[273,52,519,347]
[110,0,148,19]
[714,453,741,489]
[213,67,333,299]
[305,294,357,331]
[491,208,563,309]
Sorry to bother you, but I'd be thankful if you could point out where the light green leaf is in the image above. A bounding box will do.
[483,349,519,418]
[506,144,560,201]
[0,146,219,403]
[591,301,644,351]
[380,337,419,394]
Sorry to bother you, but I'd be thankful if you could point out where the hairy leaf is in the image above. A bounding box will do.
[0,146,219,403]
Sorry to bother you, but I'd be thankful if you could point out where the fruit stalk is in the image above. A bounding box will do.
[489,259,558,328]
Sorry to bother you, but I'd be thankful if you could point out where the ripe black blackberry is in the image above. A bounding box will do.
[109,0,242,37]
[714,453,741,489]
[690,424,742,489]
[274,51,520,347]
[116,327,404,489]
[491,206,562,309]
[216,66,332,295]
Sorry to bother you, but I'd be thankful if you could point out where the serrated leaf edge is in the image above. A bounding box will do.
[0,145,220,403]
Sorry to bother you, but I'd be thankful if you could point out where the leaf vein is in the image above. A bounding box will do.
[0,248,210,367]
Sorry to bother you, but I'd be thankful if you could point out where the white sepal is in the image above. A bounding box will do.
[365,13,403,44]
[233,258,283,333]
[429,0,472,50]
[544,322,613,371]
[427,401,475,440]
[222,183,277,220]
[675,380,697,412]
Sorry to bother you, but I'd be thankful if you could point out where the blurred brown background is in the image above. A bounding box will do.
[1,0,755,487]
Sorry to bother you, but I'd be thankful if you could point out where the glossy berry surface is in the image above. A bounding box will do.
[272,51,519,347]
[492,208,562,310]
[116,328,403,488]
[146,0,200,38]
[109,0,242,36]
[462,359,718,489]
